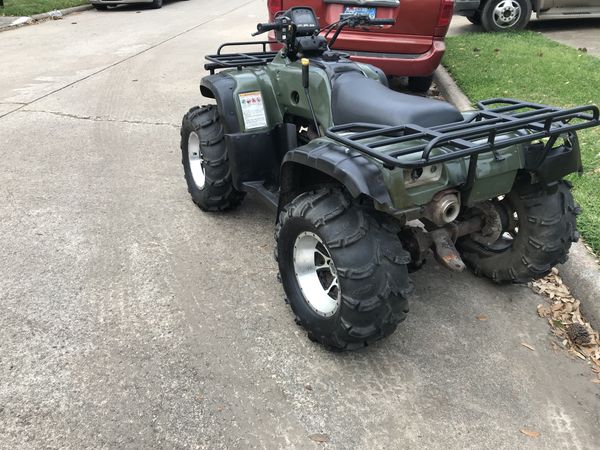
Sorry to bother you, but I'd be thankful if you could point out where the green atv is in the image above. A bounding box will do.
[180,6,599,351]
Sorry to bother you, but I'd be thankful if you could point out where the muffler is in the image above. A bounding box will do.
[423,190,461,227]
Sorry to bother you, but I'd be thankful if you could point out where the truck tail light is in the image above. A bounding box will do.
[434,0,454,37]
[267,0,284,20]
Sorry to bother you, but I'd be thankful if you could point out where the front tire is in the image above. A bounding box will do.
[180,106,245,212]
[481,0,531,32]
[458,180,580,283]
[276,189,412,351]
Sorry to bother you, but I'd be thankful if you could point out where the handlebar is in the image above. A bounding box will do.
[327,15,396,47]
[252,21,284,36]
[367,18,395,26]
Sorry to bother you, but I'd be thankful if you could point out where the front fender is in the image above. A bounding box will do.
[200,73,240,134]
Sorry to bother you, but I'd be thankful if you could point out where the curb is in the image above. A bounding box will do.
[433,66,472,112]
[434,63,600,330]
[0,4,92,32]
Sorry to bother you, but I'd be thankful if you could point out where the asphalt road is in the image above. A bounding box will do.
[1,1,599,448]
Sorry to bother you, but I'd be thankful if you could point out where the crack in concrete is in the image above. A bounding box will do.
[22,108,179,128]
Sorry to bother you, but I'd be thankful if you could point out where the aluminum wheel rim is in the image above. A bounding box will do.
[293,231,341,317]
[188,131,205,190]
[493,0,521,28]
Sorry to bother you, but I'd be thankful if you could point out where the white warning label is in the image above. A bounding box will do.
[238,91,268,130]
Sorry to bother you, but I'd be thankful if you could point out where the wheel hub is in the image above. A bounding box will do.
[188,131,205,190]
[293,232,341,317]
[493,0,521,27]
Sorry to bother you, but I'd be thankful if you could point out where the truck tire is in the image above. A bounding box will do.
[180,106,245,212]
[481,0,531,32]
[150,0,163,8]
[467,12,482,25]
[276,188,412,351]
[458,180,579,283]
[408,75,433,93]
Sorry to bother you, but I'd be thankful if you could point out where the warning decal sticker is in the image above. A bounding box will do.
[238,91,268,130]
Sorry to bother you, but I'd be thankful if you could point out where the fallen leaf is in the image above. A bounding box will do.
[520,428,540,438]
[309,434,330,443]
[476,314,488,321]
[521,342,535,351]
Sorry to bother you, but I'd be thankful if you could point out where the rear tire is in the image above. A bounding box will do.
[458,180,580,283]
[481,0,531,32]
[276,188,412,351]
[180,106,245,212]
[408,75,434,93]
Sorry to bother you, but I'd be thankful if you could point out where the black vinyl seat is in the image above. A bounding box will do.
[331,71,464,128]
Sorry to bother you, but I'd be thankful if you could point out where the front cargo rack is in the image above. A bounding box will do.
[325,98,600,170]
[205,41,279,74]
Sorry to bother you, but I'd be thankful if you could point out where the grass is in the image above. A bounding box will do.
[444,31,600,254]
[0,0,87,16]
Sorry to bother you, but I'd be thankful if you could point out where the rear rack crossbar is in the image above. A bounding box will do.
[325,99,599,169]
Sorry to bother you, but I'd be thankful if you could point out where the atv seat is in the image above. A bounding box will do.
[332,71,463,128]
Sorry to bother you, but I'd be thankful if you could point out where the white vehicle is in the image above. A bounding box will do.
[89,0,164,10]
[455,0,600,31]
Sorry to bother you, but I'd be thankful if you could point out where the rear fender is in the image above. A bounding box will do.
[279,140,393,212]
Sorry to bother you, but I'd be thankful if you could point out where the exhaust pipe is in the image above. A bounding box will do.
[424,191,461,227]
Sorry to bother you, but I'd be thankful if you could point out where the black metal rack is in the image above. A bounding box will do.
[325,99,600,170]
[204,41,279,74]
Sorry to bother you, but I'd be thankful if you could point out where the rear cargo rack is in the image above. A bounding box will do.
[204,41,279,74]
[325,98,600,170]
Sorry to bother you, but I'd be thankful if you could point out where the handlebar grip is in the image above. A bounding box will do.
[256,22,280,33]
[368,18,395,25]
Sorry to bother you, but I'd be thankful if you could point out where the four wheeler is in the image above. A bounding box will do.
[180,6,600,351]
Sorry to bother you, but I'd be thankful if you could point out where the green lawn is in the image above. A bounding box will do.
[444,31,600,254]
[0,0,87,16]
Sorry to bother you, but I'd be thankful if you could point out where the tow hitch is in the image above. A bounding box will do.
[401,216,483,272]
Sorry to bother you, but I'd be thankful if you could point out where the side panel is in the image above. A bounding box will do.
[201,70,288,188]
[266,57,335,129]
[200,69,284,133]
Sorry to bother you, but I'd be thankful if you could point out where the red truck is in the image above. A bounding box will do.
[267,0,454,92]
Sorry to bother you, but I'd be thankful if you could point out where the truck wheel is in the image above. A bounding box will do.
[276,188,412,351]
[481,0,531,32]
[180,106,245,212]
[467,12,482,25]
[408,75,433,93]
[458,180,579,283]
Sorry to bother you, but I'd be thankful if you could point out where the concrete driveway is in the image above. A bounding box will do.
[449,14,600,57]
[1,1,599,448]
